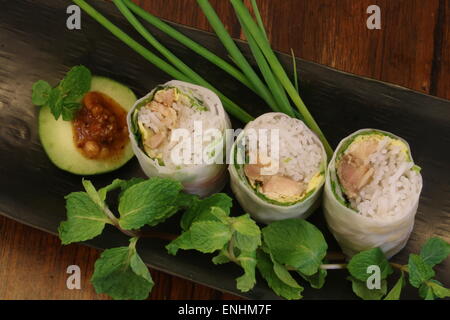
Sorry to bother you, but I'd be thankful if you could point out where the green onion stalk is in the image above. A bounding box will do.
[72,0,253,123]
[196,0,284,114]
[236,14,294,117]
[121,0,255,93]
[230,0,333,157]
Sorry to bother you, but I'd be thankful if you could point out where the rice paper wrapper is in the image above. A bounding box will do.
[228,113,327,224]
[127,80,231,198]
[323,129,423,258]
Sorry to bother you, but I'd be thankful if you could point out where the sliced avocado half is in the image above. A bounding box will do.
[38,76,137,175]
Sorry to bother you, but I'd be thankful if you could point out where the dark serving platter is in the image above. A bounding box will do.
[0,0,449,299]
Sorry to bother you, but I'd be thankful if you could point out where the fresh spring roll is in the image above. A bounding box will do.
[323,129,423,258]
[229,113,327,224]
[127,80,231,197]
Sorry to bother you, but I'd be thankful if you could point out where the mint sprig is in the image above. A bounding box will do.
[32,65,92,121]
[58,177,195,300]
[59,177,450,300]
[346,237,450,300]
[168,203,261,292]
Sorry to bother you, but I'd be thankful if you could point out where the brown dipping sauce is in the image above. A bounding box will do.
[73,91,128,160]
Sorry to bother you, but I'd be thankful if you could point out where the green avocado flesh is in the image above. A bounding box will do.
[38,76,137,175]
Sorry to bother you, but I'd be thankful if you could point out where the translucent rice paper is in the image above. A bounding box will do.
[228,113,327,224]
[323,129,423,258]
[127,80,231,198]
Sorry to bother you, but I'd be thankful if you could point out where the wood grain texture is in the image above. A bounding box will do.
[432,0,450,99]
[1,0,448,300]
[0,216,238,300]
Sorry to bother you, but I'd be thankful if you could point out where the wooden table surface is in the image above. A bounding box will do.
[0,0,449,300]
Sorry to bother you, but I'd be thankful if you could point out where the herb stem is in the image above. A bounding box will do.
[390,263,408,272]
[228,235,238,262]
[103,206,119,225]
[320,263,347,270]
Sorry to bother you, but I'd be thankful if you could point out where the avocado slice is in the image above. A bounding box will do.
[38,76,137,175]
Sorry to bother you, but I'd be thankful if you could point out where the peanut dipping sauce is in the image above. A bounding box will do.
[72,91,128,160]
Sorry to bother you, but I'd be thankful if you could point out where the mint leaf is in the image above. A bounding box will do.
[212,249,230,265]
[236,250,257,292]
[348,276,387,300]
[61,102,81,121]
[262,219,327,276]
[32,80,52,106]
[173,192,196,209]
[91,238,153,300]
[48,87,64,119]
[209,207,230,224]
[98,178,146,201]
[427,280,450,299]
[256,250,303,300]
[420,237,450,267]
[32,65,92,121]
[272,259,302,289]
[347,248,393,281]
[180,193,232,231]
[60,65,92,99]
[419,283,435,300]
[166,221,232,255]
[82,179,106,209]
[119,177,147,192]
[408,254,435,288]
[298,269,327,289]
[98,179,127,201]
[230,214,261,252]
[58,192,110,245]
[384,272,404,300]
[118,178,183,230]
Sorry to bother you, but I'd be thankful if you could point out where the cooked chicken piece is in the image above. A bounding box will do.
[162,107,178,129]
[154,89,175,106]
[348,138,379,163]
[149,101,166,113]
[146,130,166,149]
[149,100,178,130]
[337,139,378,198]
[244,163,266,183]
[262,175,305,199]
